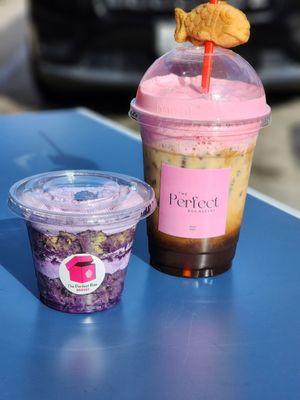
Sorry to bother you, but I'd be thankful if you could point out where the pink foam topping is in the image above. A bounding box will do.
[134,74,270,123]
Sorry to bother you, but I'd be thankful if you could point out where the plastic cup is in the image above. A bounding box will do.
[8,170,156,313]
[130,45,271,278]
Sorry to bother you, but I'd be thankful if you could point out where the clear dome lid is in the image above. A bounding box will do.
[130,45,271,127]
[8,170,156,227]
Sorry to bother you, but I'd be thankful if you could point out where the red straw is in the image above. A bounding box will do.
[201,0,218,93]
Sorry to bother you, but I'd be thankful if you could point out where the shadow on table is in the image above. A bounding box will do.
[0,218,38,298]
[40,131,100,171]
[132,220,149,264]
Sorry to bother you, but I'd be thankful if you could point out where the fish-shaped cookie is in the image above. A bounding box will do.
[175,1,250,48]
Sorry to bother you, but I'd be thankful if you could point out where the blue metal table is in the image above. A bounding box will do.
[0,109,300,400]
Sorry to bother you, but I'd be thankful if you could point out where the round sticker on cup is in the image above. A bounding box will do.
[59,254,105,295]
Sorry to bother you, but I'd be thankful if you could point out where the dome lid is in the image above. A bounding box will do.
[130,45,270,127]
[8,170,156,227]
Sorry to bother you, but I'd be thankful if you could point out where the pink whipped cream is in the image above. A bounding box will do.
[21,183,145,234]
[135,74,269,123]
[22,184,143,214]
[132,72,270,154]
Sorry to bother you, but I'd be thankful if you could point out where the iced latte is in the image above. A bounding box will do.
[130,45,270,277]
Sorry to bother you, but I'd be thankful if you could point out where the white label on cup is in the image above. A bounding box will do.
[59,254,105,295]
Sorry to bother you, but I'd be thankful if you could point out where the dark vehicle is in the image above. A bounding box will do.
[29,0,300,95]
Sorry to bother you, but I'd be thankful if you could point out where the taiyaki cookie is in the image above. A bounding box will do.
[175,1,250,48]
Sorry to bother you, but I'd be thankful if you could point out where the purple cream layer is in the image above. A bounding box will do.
[33,244,132,278]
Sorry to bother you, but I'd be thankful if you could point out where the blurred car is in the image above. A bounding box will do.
[28,0,300,95]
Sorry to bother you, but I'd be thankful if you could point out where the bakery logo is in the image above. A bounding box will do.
[59,254,105,295]
[66,255,96,283]
[169,192,219,213]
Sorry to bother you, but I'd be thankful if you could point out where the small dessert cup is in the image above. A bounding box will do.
[8,170,156,313]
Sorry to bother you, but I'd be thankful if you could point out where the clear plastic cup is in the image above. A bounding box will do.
[130,45,271,278]
[8,170,156,313]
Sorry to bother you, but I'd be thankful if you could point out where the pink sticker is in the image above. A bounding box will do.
[159,164,231,239]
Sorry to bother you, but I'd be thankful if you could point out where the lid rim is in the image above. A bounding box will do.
[130,100,271,129]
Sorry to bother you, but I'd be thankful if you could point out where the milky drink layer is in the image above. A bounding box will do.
[143,138,256,253]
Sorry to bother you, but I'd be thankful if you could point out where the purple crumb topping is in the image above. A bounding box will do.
[28,225,135,263]
[27,225,136,313]
[37,269,127,313]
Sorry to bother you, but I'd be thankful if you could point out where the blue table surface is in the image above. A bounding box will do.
[0,109,300,400]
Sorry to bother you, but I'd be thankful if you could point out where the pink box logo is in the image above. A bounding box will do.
[159,164,231,239]
[66,255,96,284]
